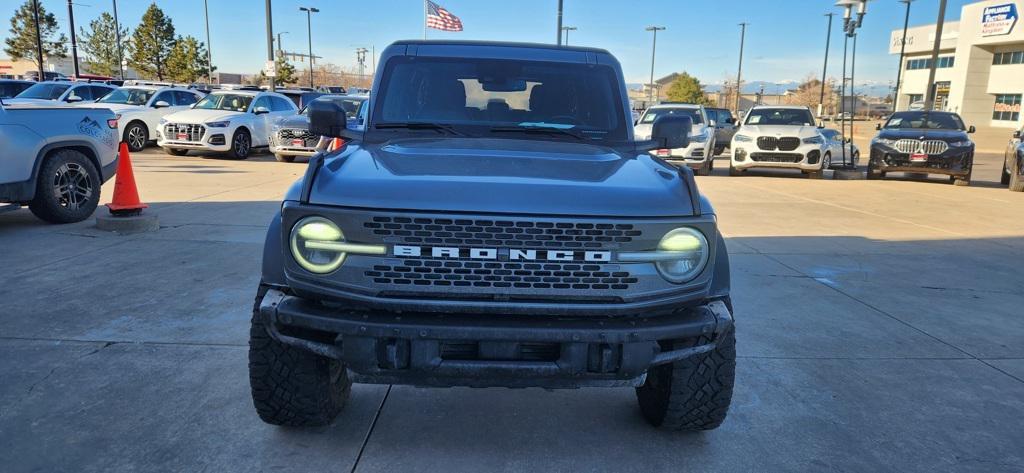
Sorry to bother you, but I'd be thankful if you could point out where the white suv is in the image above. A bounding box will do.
[729,105,830,178]
[157,90,298,159]
[634,104,716,175]
[86,83,204,152]
[6,81,116,106]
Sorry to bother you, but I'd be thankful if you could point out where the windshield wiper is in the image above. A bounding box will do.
[489,124,586,141]
[375,122,466,136]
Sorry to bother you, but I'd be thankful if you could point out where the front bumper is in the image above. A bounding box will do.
[731,142,825,170]
[650,140,713,166]
[157,125,232,152]
[269,144,317,157]
[257,288,734,388]
[869,146,973,176]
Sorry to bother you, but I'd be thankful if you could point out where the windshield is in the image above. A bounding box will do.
[16,83,71,100]
[98,88,156,105]
[373,56,628,143]
[640,108,703,125]
[0,82,30,98]
[744,108,815,126]
[303,97,364,118]
[883,112,965,130]
[194,93,253,112]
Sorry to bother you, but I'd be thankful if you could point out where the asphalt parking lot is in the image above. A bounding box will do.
[1,146,1023,472]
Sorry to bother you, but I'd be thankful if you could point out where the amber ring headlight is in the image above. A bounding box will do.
[289,216,385,274]
[619,227,709,283]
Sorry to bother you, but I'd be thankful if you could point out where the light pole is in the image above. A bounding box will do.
[356,47,368,83]
[66,0,80,77]
[735,22,748,113]
[820,13,835,115]
[893,0,914,111]
[556,0,563,45]
[265,0,275,92]
[923,0,948,113]
[112,0,124,79]
[276,32,289,56]
[645,26,665,105]
[299,6,319,88]
[203,0,213,83]
[31,0,44,81]
[561,26,577,46]
[835,0,870,169]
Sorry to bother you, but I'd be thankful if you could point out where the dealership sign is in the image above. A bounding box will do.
[981,3,1017,37]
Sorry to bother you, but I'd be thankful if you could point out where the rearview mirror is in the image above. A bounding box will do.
[254,106,270,115]
[650,114,691,150]
[153,100,170,108]
[309,99,360,139]
[967,125,976,134]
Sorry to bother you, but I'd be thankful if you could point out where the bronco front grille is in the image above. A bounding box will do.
[366,260,639,290]
[164,123,205,142]
[364,217,640,250]
[894,139,949,155]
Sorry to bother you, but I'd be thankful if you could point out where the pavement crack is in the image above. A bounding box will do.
[349,385,392,473]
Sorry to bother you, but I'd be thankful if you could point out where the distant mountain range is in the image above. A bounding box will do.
[627,80,892,98]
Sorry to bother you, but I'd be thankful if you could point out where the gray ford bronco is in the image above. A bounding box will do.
[250,40,736,431]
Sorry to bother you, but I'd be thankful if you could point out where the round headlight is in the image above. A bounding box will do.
[656,228,709,283]
[290,216,346,274]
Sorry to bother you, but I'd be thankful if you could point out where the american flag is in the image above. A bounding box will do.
[426,0,463,32]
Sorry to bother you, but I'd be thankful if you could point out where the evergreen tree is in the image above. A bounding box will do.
[128,3,176,80]
[166,35,213,83]
[79,12,128,77]
[4,0,67,69]
[665,72,712,106]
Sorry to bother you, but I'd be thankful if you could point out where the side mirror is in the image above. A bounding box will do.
[254,106,270,115]
[65,96,83,103]
[1014,130,1021,139]
[875,123,882,130]
[650,114,691,150]
[153,100,170,108]
[309,99,358,139]
[967,125,976,134]
[709,119,717,127]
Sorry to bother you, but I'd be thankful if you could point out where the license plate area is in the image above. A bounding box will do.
[291,138,305,147]
[910,153,928,162]
[177,133,188,141]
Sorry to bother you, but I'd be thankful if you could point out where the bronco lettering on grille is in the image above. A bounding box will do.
[393,245,612,262]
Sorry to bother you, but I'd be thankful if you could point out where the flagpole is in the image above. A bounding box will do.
[423,0,427,39]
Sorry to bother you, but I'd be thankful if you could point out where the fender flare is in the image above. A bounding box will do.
[261,210,288,286]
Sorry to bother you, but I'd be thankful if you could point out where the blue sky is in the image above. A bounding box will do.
[2,0,976,87]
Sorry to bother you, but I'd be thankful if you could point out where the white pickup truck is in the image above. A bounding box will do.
[0,101,120,223]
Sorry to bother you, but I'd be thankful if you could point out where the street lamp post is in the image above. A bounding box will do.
[203,0,213,83]
[112,0,124,80]
[264,0,275,92]
[30,0,44,81]
[556,0,563,45]
[66,0,80,77]
[835,0,870,169]
[276,32,288,56]
[356,47,368,83]
[820,13,835,115]
[893,0,914,111]
[561,26,577,46]
[299,6,319,88]
[735,22,748,113]
[923,0,948,113]
[645,26,665,105]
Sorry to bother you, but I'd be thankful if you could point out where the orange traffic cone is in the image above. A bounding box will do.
[327,137,345,152]
[106,142,148,215]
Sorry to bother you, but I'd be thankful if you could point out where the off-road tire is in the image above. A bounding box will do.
[124,121,149,152]
[165,148,189,156]
[28,149,100,224]
[227,129,252,160]
[275,153,296,163]
[249,286,351,427]
[636,327,736,431]
[1009,158,1024,192]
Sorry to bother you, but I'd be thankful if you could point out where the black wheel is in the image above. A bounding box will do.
[866,161,882,180]
[275,153,296,163]
[123,121,149,152]
[1002,160,1011,185]
[1010,157,1024,192]
[713,145,725,156]
[822,152,832,170]
[728,162,744,177]
[228,129,252,160]
[28,149,100,224]
[165,148,189,156]
[695,160,712,176]
[249,285,350,427]
[636,327,736,431]
[805,169,824,179]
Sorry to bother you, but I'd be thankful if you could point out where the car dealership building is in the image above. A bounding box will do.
[890,0,1023,129]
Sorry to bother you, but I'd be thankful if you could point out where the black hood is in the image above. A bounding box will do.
[306,138,696,217]
[275,114,310,129]
[876,128,969,142]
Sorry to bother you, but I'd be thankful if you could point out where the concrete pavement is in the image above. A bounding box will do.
[1,147,1022,472]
